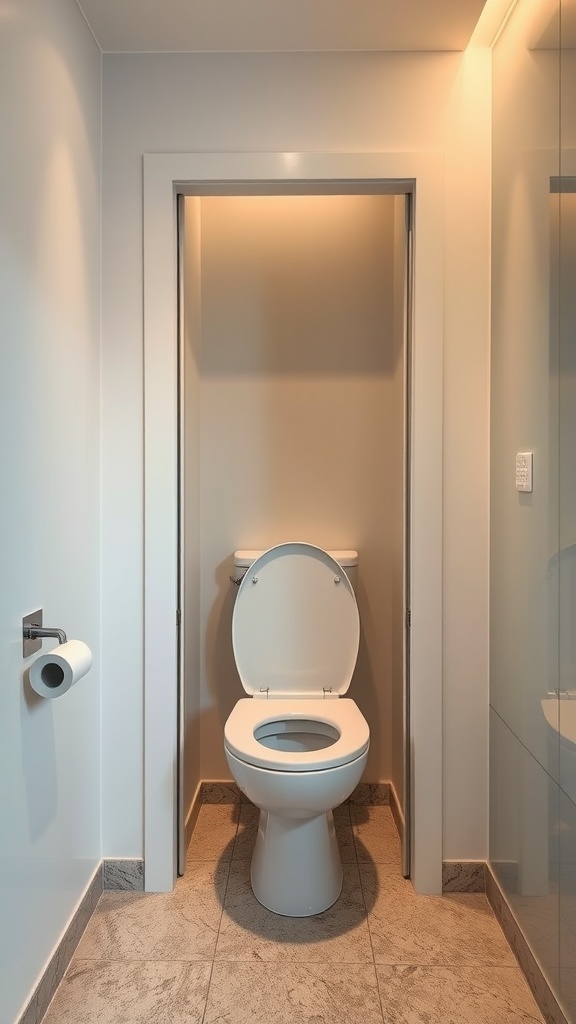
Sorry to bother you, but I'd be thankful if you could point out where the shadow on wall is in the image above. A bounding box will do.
[20,673,57,841]
[353,578,385,779]
[200,194,399,379]
[189,194,401,784]
[203,558,245,752]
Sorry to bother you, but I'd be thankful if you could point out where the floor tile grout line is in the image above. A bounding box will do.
[70,955,219,964]
[210,841,237,965]
[372,963,545,971]
[54,802,544,1019]
[199,958,217,1024]
[374,962,393,1024]
[66,955,537,967]
[349,808,384,972]
[358,861,380,968]
[185,803,238,1013]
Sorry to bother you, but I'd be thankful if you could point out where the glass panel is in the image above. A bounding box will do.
[559,0,576,806]
[490,709,560,991]
[558,10,576,1018]
[490,0,561,783]
[559,790,576,1021]
[491,0,568,1015]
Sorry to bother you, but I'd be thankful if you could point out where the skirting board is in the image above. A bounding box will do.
[485,865,568,1024]
[199,779,392,807]
[184,780,203,849]
[18,782,398,1024]
[193,782,485,895]
[18,857,145,1024]
[388,781,404,845]
[442,861,486,893]
[17,865,102,1024]
[103,859,144,892]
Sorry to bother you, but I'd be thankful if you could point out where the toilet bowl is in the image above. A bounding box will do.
[223,542,370,917]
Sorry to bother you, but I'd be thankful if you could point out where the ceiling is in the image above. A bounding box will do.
[76,0,490,54]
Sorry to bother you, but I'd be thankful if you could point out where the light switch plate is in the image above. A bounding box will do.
[516,452,533,492]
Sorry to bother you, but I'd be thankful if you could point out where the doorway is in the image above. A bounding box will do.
[176,186,413,879]
[142,151,444,895]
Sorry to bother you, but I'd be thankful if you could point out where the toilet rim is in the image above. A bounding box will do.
[224,697,370,772]
[225,744,369,777]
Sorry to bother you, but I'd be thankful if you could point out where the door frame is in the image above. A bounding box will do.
[143,150,444,893]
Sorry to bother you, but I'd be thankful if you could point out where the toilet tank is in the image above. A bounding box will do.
[233,547,359,592]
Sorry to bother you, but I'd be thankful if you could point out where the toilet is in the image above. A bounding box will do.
[224,541,370,917]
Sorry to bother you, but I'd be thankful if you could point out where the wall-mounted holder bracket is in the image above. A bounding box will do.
[23,609,67,657]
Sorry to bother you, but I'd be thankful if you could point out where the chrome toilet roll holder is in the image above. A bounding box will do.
[23,610,67,657]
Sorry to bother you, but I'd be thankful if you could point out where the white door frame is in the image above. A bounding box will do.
[143,151,444,894]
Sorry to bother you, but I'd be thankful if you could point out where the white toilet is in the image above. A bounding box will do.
[224,541,370,917]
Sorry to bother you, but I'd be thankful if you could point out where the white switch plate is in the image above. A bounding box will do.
[516,451,533,492]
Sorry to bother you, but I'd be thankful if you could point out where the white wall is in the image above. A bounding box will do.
[442,46,491,859]
[102,49,491,861]
[182,198,202,825]
[0,1,101,1021]
[390,195,408,813]
[192,193,398,783]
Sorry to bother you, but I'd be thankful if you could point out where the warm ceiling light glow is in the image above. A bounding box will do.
[468,0,520,47]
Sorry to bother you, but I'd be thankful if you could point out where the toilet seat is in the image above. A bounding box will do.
[224,697,370,772]
[225,542,369,916]
[232,542,360,699]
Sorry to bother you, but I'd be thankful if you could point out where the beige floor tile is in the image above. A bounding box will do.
[375,965,544,1023]
[350,784,390,806]
[232,806,356,864]
[511,892,560,972]
[186,803,239,862]
[361,869,517,966]
[333,802,352,825]
[214,860,373,963]
[231,804,356,865]
[560,968,576,1020]
[204,963,384,1024]
[336,823,357,863]
[231,802,259,860]
[73,862,228,961]
[202,782,240,804]
[351,805,401,864]
[42,960,212,1024]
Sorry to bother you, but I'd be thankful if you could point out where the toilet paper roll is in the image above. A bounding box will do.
[29,640,92,699]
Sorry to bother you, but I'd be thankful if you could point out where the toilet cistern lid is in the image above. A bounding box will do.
[232,542,360,698]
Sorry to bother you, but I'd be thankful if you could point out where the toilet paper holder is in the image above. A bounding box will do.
[23,609,67,658]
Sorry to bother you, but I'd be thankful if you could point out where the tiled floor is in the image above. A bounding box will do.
[42,802,544,1024]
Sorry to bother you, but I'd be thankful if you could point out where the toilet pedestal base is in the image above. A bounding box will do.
[250,808,343,916]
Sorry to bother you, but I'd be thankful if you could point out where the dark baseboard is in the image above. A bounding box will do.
[442,860,486,892]
[17,865,102,1024]
[103,859,144,891]
[485,864,568,1024]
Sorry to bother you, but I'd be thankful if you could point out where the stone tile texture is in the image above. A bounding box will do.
[39,800,545,1024]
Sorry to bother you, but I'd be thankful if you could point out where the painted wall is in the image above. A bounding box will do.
[186,193,399,784]
[390,195,408,813]
[101,48,491,860]
[0,1,101,1021]
[182,198,202,828]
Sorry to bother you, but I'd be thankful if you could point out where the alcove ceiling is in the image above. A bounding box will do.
[75,0,489,53]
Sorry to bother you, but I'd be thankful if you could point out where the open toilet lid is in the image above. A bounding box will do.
[232,542,360,698]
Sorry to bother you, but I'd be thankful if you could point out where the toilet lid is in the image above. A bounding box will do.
[232,542,360,698]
